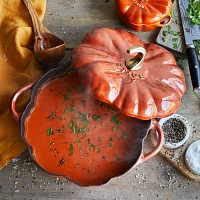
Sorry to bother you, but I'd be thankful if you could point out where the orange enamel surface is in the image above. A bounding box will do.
[71,27,186,120]
[25,71,151,186]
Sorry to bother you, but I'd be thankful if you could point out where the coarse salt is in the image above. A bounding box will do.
[185,140,200,175]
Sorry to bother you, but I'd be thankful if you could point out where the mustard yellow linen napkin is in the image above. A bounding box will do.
[0,0,47,169]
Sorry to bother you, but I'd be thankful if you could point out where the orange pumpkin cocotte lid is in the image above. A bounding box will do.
[71,27,186,120]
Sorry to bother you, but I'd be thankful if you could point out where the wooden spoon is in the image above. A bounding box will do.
[23,0,65,69]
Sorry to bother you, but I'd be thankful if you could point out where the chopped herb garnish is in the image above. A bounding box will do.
[162,37,167,42]
[88,139,91,144]
[112,126,117,131]
[49,141,54,145]
[120,133,128,139]
[87,139,95,150]
[176,57,185,63]
[78,111,90,121]
[46,128,53,136]
[169,31,180,36]
[170,10,174,17]
[163,30,168,36]
[176,57,185,70]
[96,100,105,107]
[194,40,200,55]
[108,143,112,147]
[162,26,180,41]
[92,114,102,121]
[69,120,77,133]
[168,26,172,31]
[75,85,85,92]
[64,94,70,101]
[97,145,102,153]
[90,144,95,150]
[98,137,101,142]
[187,0,200,25]
[173,43,178,49]
[172,38,178,42]
[63,107,70,114]
[178,64,184,70]
[109,137,113,142]
[74,139,81,143]
[63,104,75,114]
[111,114,121,124]
[69,144,73,155]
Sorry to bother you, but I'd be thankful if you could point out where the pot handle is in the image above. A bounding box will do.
[10,82,35,122]
[135,119,164,167]
[157,15,172,27]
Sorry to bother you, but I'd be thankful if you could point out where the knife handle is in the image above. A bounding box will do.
[186,47,200,89]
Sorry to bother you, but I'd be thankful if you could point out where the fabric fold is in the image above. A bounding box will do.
[0,0,47,169]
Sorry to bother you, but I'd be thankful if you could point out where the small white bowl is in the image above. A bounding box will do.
[159,114,191,149]
[185,140,200,175]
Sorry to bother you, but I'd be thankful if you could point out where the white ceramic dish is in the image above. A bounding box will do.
[185,140,200,175]
[159,114,191,149]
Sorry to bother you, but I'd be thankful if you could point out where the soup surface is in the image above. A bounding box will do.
[25,71,151,186]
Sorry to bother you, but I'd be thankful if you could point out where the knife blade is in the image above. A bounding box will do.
[178,0,200,98]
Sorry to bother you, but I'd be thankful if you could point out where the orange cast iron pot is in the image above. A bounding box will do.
[11,62,164,187]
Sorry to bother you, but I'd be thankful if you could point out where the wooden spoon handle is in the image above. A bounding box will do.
[22,0,48,37]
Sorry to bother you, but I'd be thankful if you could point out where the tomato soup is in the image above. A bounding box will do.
[25,71,151,186]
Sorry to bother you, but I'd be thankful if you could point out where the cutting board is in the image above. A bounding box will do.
[150,122,200,182]
[156,0,186,56]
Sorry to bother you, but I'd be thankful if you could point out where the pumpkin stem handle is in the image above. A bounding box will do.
[125,46,146,71]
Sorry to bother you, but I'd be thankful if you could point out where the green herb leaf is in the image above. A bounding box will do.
[111,114,121,124]
[78,111,90,121]
[108,143,112,147]
[64,104,75,114]
[96,100,105,107]
[172,38,178,42]
[76,85,85,92]
[69,120,77,133]
[69,144,73,155]
[170,10,174,17]
[194,40,200,55]
[46,128,53,136]
[90,144,95,150]
[187,0,200,25]
[92,114,102,121]
[98,137,101,142]
[63,107,70,114]
[64,94,71,101]
[167,26,172,31]
[169,31,180,36]
[97,145,102,153]
[162,37,167,42]
[120,133,128,139]
[173,43,178,49]
[112,126,117,131]
[178,64,184,70]
[176,57,185,63]
[163,30,168,36]
[88,139,91,145]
